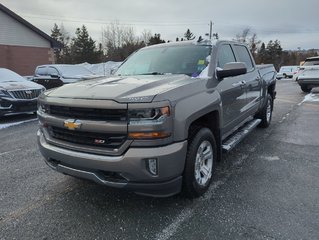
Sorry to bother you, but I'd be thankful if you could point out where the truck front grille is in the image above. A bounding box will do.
[9,89,42,99]
[48,105,127,121]
[48,126,127,148]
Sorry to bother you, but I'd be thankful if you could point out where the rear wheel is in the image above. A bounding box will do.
[301,85,312,93]
[258,94,273,128]
[182,127,217,198]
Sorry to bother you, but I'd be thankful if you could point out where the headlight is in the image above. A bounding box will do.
[38,102,48,113]
[128,106,170,124]
[128,106,171,139]
[0,89,7,97]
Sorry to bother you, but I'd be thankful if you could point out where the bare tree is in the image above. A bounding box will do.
[235,28,261,57]
[101,21,145,61]
[235,28,251,43]
[141,29,152,45]
[102,21,126,51]
[249,33,261,58]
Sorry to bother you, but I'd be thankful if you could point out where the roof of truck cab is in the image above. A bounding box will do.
[305,56,319,61]
[143,39,217,49]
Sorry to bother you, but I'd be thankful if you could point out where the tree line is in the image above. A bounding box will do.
[51,24,318,71]
[51,22,167,64]
[235,28,318,70]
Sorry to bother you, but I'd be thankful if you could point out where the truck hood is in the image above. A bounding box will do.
[0,80,43,91]
[45,74,198,103]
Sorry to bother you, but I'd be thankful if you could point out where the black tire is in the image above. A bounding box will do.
[301,85,312,93]
[258,94,273,128]
[182,127,217,198]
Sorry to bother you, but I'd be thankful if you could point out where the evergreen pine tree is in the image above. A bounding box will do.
[184,29,195,40]
[51,24,63,63]
[148,33,165,45]
[50,23,72,63]
[257,42,267,63]
[70,25,102,63]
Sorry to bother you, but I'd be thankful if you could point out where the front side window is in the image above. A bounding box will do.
[35,67,47,76]
[48,67,59,76]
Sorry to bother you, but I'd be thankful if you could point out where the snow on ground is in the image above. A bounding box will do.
[302,93,319,103]
[0,119,37,130]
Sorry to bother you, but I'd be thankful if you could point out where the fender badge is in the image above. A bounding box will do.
[94,139,105,144]
[64,119,82,130]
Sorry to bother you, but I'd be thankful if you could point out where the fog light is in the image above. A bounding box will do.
[146,158,158,176]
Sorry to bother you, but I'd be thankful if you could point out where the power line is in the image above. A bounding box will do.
[22,14,208,27]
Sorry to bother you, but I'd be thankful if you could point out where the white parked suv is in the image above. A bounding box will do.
[293,56,319,81]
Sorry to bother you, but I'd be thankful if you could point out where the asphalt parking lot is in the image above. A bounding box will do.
[0,80,318,240]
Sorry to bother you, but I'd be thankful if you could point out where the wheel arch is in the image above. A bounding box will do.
[187,110,222,162]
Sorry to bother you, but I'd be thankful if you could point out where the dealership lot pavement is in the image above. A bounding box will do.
[1,80,318,240]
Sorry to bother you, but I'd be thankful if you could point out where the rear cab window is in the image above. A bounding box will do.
[233,45,254,71]
[217,44,236,69]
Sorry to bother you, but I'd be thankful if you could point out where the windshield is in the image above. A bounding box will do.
[115,45,211,77]
[0,68,26,82]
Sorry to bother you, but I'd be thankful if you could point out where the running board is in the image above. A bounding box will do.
[222,119,261,152]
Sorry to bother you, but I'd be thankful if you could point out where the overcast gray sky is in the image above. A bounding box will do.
[1,0,319,50]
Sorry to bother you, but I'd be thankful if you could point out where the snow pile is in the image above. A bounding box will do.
[302,93,319,103]
[78,61,122,76]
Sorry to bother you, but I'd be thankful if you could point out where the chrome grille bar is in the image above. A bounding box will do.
[8,89,42,100]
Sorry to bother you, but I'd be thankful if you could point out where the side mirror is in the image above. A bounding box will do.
[216,62,247,79]
[50,74,60,79]
[110,67,119,75]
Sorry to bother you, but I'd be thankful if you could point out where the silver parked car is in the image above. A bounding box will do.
[0,68,44,117]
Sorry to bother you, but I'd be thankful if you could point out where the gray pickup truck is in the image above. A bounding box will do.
[37,40,276,198]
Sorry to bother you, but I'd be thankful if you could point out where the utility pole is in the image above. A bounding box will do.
[209,21,213,40]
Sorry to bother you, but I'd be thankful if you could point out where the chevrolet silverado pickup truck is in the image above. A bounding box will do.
[37,40,276,198]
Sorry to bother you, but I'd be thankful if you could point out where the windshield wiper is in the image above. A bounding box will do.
[137,72,166,75]
[116,72,171,76]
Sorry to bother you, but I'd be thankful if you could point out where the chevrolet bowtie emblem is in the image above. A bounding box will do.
[64,119,82,130]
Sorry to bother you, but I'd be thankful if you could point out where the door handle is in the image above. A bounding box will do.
[232,81,246,87]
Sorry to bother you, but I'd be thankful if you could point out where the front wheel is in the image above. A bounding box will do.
[258,94,273,128]
[182,127,217,198]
